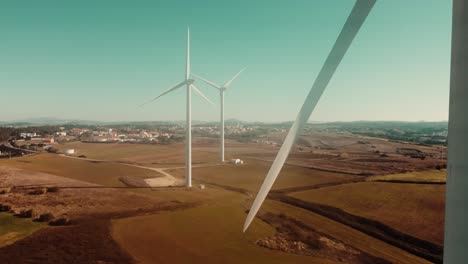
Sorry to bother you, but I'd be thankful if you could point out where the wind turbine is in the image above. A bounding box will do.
[192,68,246,162]
[243,0,376,232]
[140,28,214,188]
[444,0,468,262]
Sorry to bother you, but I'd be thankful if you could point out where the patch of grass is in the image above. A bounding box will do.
[367,170,446,183]
[0,212,43,248]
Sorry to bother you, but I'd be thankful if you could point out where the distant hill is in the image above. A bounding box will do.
[0,117,449,129]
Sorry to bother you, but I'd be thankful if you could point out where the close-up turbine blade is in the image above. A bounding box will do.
[139,80,187,107]
[192,73,222,90]
[186,27,190,80]
[223,67,247,89]
[243,0,376,232]
[191,84,215,105]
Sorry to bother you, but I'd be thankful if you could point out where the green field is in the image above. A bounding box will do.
[0,213,43,248]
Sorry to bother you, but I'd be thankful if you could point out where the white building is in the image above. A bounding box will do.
[64,149,75,155]
[230,158,244,165]
[20,132,37,138]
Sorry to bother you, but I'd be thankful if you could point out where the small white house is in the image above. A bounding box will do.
[64,149,75,155]
[230,158,244,165]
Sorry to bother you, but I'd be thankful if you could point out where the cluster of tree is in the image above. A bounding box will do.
[0,128,15,142]
[0,144,24,157]
[226,131,266,143]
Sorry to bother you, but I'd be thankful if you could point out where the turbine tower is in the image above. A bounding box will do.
[444,0,468,262]
[192,68,246,162]
[140,28,214,188]
[243,0,376,232]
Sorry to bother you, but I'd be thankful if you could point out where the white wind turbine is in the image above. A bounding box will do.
[243,0,376,232]
[140,28,214,188]
[192,68,246,162]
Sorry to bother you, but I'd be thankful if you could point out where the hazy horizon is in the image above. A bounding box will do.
[0,116,449,125]
[1,1,451,122]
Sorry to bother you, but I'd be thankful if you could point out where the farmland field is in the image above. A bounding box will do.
[55,141,219,166]
[0,133,447,263]
[367,170,446,183]
[289,181,445,245]
[167,158,359,192]
[112,190,333,264]
[0,154,162,187]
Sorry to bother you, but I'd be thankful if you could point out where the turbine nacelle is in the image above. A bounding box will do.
[191,67,246,92]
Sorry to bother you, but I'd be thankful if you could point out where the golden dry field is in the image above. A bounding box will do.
[0,153,161,187]
[112,189,334,264]
[289,181,445,245]
[0,136,446,263]
[166,158,358,192]
[367,170,446,183]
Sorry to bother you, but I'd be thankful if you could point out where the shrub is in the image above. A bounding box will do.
[49,217,70,226]
[17,209,34,218]
[46,147,59,154]
[29,187,47,195]
[46,186,60,193]
[36,213,55,222]
[0,185,13,194]
[0,204,12,212]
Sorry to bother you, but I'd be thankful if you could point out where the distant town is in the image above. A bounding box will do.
[0,120,448,159]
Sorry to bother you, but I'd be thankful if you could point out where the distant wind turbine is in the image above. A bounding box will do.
[243,0,376,232]
[192,68,246,162]
[140,28,214,188]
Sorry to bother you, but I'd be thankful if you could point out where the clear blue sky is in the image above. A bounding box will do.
[0,0,451,122]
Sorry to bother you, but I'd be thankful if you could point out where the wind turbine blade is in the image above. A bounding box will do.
[223,67,247,89]
[186,27,190,80]
[192,73,222,90]
[139,80,187,107]
[191,84,215,105]
[243,0,376,232]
